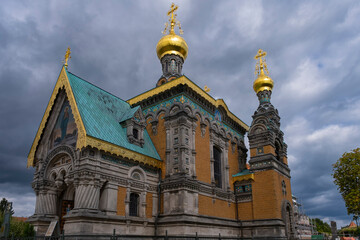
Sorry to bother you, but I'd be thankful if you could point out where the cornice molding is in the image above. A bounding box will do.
[127,76,249,131]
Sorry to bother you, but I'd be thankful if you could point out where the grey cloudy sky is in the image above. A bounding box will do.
[1,0,359,228]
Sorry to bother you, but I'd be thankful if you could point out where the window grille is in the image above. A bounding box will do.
[213,146,222,188]
[129,193,139,216]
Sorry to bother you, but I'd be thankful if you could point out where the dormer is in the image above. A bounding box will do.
[120,107,146,147]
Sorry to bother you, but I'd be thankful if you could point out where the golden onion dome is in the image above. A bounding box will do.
[253,49,274,93]
[253,69,274,93]
[156,32,188,60]
[156,3,188,61]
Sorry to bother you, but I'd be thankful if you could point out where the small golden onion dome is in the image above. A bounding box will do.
[253,69,274,93]
[156,32,188,60]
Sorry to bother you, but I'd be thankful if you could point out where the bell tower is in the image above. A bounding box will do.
[156,3,188,86]
[248,49,296,239]
[248,49,289,174]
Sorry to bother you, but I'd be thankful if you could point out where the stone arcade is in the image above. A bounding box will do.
[27,4,296,239]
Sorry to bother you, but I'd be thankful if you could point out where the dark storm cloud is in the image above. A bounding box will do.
[0,0,358,227]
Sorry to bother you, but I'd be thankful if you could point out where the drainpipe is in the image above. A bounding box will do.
[154,168,162,238]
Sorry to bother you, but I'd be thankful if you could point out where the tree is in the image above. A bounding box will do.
[312,218,331,234]
[0,198,35,237]
[9,219,35,238]
[332,148,360,218]
[0,198,14,215]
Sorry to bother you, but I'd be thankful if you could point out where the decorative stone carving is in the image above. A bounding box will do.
[151,120,158,135]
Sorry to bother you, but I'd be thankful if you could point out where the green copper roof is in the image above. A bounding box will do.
[66,70,161,161]
[232,169,251,177]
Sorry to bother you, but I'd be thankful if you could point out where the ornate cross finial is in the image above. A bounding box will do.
[64,47,71,69]
[162,3,183,35]
[254,49,269,76]
[204,85,211,93]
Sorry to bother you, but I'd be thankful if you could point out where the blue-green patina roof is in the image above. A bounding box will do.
[232,169,251,177]
[66,70,161,161]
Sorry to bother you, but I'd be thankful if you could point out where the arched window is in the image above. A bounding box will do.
[132,172,141,180]
[132,128,139,140]
[213,146,222,188]
[129,193,139,216]
[170,59,176,72]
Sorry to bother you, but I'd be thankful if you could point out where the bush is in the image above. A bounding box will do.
[9,218,35,238]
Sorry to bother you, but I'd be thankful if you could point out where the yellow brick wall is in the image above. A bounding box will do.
[275,173,293,206]
[250,145,275,157]
[195,119,211,184]
[252,170,281,219]
[283,156,288,165]
[146,193,153,218]
[237,201,253,221]
[228,140,239,191]
[116,186,127,216]
[146,113,167,179]
[250,148,256,157]
[251,145,289,166]
[198,194,236,219]
[252,170,292,220]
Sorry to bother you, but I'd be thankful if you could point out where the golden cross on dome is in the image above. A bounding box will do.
[162,3,183,35]
[254,49,269,76]
[168,3,178,18]
[64,47,71,69]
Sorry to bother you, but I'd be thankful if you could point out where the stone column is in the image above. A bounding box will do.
[224,142,230,190]
[165,122,171,176]
[125,189,130,217]
[141,192,147,218]
[179,126,185,173]
[99,182,118,215]
[74,183,100,210]
[35,189,57,215]
[34,191,42,215]
[152,194,158,217]
[209,140,215,184]
[191,122,197,177]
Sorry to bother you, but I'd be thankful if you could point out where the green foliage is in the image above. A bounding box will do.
[312,218,331,234]
[0,197,35,237]
[332,148,360,216]
[22,222,36,237]
[339,226,360,237]
[0,198,14,215]
[0,198,7,213]
[9,219,35,238]
[0,211,3,227]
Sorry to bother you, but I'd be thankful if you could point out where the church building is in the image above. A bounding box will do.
[27,4,296,239]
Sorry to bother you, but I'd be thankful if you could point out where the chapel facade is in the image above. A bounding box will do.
[27,4,296,239]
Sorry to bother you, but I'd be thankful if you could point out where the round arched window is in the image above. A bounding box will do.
[132,172,141,180]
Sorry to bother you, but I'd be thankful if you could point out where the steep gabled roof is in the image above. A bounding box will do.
[28,67,161,168]
[66,71,160,159]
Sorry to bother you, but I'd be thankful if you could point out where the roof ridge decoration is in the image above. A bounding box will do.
[28,67,162,168]
[127,75,249,131]
[63,47,71,70]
